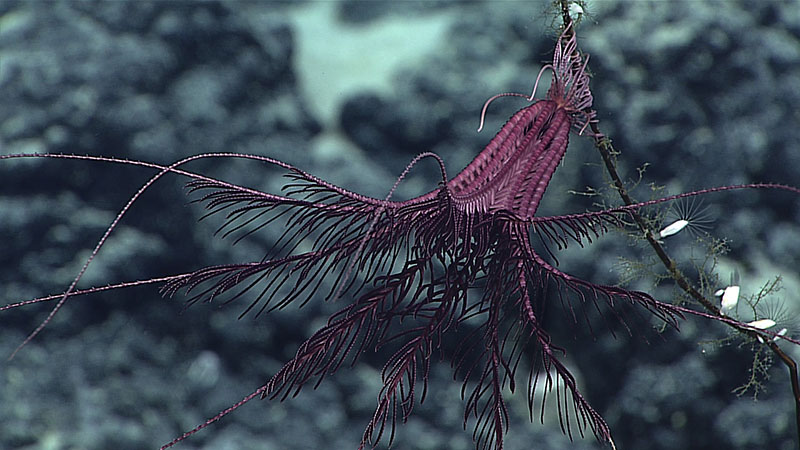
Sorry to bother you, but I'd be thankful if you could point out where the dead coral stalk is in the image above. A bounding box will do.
[554,0,800,441]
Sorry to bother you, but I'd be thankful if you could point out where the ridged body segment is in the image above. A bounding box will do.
[448,100,570,219]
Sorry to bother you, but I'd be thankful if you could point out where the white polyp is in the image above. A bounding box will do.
[747,319,777,330]
[569,2,584,19]
[714,289,725,297]
[775,328,789,341]
[720,286,739,314]
[662,197,715,238]
[659,219,689,238]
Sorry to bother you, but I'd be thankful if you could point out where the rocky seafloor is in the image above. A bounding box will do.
[1,1,799,449]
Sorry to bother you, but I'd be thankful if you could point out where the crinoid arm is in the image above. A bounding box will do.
[543,22,598,136]
[1,150,471,450]
[164,252,476,449]
[521,182,800,346]
[449,227,619,450]
[529,183,800,252]
[0,153,418,357]
[515,262,614,444]
[513,220,684,338]
[160,151,458,319]
[0,151,449,355]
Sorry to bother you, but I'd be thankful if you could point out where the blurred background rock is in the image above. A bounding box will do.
[1,1,798,449]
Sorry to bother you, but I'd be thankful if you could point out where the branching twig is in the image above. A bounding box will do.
[555,0,800,442]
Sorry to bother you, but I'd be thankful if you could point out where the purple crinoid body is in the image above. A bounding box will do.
[449,100,570,219]
[15,18,798,450]
[151,27,680,450]
[448,25,595,220]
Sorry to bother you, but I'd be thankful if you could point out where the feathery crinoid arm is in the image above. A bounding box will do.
[546,22,597,136]
[256,224,484,450]
[518,211,685,334]
[515,258,615,445]
[530,183,800,253]
[453,222,621,450]
[156,151,477,449]
[528,208,632,253]
[161,161,445,317]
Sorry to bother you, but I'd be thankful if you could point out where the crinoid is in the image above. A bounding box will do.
[2,2,799,450]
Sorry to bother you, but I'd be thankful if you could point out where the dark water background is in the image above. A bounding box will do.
[1,1,799,449]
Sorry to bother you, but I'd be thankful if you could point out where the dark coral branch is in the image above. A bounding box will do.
[553,0,800,441]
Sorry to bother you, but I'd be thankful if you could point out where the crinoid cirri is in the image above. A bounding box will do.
[2,2,799,450]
